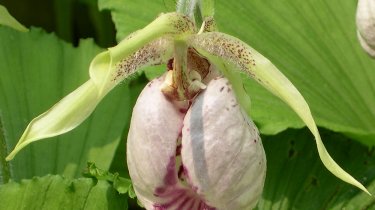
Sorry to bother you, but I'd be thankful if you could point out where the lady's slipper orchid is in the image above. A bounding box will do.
[6,6,370,210]
[128,74,266,209]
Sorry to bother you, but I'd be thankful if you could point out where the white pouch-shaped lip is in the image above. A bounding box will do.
[127,75,266,210]
[356,0,375,57]
[126,76,187,209]
[181,77,266,210]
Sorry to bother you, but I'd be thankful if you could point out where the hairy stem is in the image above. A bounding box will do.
[176,0,197,18]
[176,0,215,25]
[0,117,10,183]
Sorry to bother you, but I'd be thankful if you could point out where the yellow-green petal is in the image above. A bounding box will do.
[6,12,194,160]
[0,5,28,32]
[90,12,195,96]
[6,81,98,160]
[189,32,371,195]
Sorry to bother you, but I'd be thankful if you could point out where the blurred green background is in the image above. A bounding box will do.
[1,0,116,47]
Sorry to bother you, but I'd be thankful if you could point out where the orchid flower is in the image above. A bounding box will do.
[6,2,370,209]
[356,0,375,57]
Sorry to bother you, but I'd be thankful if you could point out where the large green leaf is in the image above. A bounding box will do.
[99,0,375,145]
[258,129,375,209]
[2,131,373,210]
[0,27,131,181]
[214,0,375,143]
[98,0,169,42]
[0,175,127,210]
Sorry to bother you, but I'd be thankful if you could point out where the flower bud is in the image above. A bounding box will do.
[356,0,375,57]
[127,75,266,210]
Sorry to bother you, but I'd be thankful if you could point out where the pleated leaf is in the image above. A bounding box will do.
[0,27,128,180]
[0,175,127,210]
[258,129,375,209]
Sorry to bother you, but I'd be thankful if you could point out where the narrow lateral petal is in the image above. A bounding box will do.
[6,12,195,160]
[0,5,28,32]
[6,81,98,160]
[189,32,371,195]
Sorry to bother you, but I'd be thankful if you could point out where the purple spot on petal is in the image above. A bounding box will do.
[164,157,177,186]
[187,199,197,209]
[201,202,216,210]
[154,187,167,196]
[177,196,191,209]
[152,150,216,209]
[167,59,173,70]
[176,145,182,156]
[198,201,203,209]
[154,205,166,210]
[153,186,216,210]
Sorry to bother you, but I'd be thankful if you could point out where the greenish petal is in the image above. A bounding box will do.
[6,81,98,161]
[6,12,195,161]
[90,38,174,97]
[91,12,195,96]
[0,5,28,32]
[189,32,371,195]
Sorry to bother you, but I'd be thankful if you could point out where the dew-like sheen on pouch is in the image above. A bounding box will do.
[127,76,266,210]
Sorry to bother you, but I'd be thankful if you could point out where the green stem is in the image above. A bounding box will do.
[176,0,215,20]
[0,118,10,183]
[198,0,215,19]
[176,0,197,17]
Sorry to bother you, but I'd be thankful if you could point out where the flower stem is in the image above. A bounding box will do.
[0,117,10,183]
[176,0,197,18]
[176,0,215,22]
